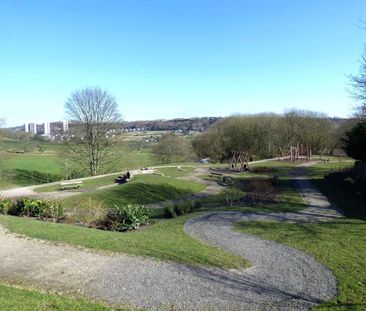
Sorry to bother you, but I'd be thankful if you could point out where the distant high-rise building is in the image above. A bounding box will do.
[24,123,29,132]
[28,123,37,134]
[63,120,69,132]
[43,122,51,135]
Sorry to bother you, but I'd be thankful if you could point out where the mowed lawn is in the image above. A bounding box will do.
[0,214,249,269]
[61,173,206,211]
[0,284,129,311]
[0,154,63,189]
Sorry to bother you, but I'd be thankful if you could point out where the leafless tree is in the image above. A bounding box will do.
[349,48,366,118]
[65,87,121,176]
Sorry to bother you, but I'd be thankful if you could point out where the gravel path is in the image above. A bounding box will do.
[0,162,340,310]
[0,168,154,200]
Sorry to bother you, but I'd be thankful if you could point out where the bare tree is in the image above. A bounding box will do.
[65,87,121,176]
[349,47,366,118]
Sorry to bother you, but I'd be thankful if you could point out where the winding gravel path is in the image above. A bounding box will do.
[0,162,341,310]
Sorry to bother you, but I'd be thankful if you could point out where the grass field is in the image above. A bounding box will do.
[235,160,366,310]
[61,173,206,212]
[0,138,159,190]
[0,214,249,269]
[0,283,128,311]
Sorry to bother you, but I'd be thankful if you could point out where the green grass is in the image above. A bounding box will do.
[234,219,366,310]
[234,159,365,310]
[62,174,206,211]
[199,178,306,214]
[304,161,355,180]
[0,214,249,269]
[0,283,127,311]
[0,154,63,189]
[35,166,198,193]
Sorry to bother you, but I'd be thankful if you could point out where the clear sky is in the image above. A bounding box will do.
[1,0,366,126]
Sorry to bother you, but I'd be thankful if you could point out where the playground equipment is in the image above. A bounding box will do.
[278,143,311,162]
[229,151,249,172]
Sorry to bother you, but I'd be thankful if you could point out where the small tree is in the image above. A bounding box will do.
[65,87,121,176]
[343,121,366,161]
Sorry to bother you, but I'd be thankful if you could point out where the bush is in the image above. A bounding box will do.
[41,201,64,222]
[343,121,366,161]
[0,198,14,215]
[2,198,64,222]
[100,204,149,232]
[163,206,177,218]
[252,166,273,173]
[18,198,46,217]
[167,200,202,218]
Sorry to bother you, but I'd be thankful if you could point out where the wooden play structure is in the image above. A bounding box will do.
[278,143,311,162]
[229,151,249,172]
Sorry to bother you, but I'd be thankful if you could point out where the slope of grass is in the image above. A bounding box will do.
[0,214,249,269]
[0,283,127,311]
[62,174,206,211]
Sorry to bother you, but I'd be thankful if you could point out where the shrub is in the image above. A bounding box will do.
[42,201,64,222]
[271,174,280,186]
[4,198,64,222]
[0,198,14,215]
[100,204,149,232]
[169,200,202,217]
[343,121,366,161]
[19,199,46,217]
[163,206,177,218]
[252,166,273,173]
[249,180,274,204]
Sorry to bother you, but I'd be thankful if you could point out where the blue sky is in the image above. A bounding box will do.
[0,0,365,126]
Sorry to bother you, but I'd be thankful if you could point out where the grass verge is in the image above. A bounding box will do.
[61,174,206,211]
[0,214,249,269]
[0,283,128,311]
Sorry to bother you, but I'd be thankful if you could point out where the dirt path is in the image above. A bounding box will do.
[0,161,341,310]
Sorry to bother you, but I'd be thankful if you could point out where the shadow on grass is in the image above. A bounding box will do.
[4,169,61,186]
[90,182,196,207]
[310,177,366,221]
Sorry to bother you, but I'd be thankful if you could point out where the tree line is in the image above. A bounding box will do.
[191,111,351,163]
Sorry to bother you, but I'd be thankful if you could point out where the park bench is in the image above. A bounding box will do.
[60,180,83,190]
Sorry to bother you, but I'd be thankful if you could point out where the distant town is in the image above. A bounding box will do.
[7,117,221,140]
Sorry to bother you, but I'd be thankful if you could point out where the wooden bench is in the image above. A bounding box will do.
[60,181,83,190]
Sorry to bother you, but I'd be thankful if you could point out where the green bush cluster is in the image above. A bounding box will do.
[0,198,64,222]
[164,201,202,218]
[100,204,149,232]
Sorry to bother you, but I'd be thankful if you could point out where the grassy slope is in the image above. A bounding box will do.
[0,214,249,269]
[0,284,129,311]
[35,166,197,193]
[235,160,366,310]
[0,140,158,190]
[61,173,206,211]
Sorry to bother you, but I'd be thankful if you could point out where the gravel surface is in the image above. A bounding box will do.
[0,162,340,310]
[0,168,154,200]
